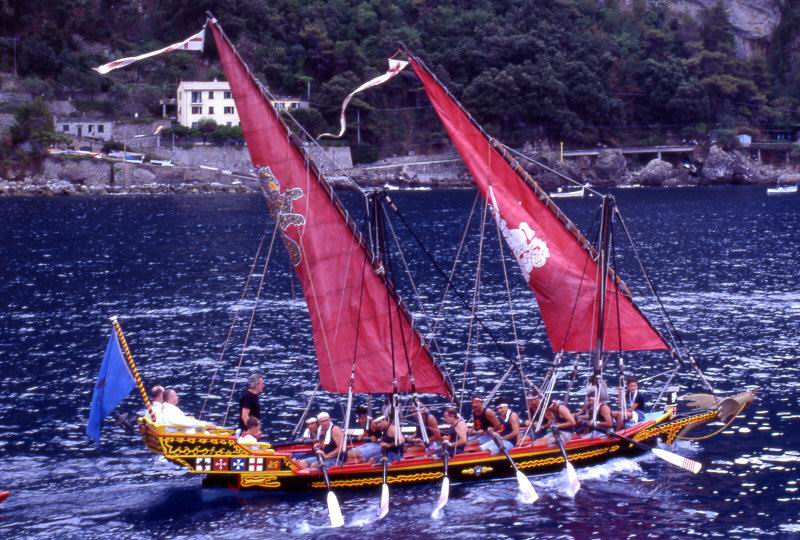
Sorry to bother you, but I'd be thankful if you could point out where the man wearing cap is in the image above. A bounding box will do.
[377,416,404,464]
[292,412,344,470]
[300,417,319,443]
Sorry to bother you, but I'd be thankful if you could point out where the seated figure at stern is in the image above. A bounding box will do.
[149,385,165,422]
[300,416,319,443]
[532,400,576,447]
[346,406,383,464]
[160,388,215,430]
[467,396,502,450]
[442,407,468,456]
[293,412,344,470]
[238,417,262,444]
[405,403,442,454]
[574,386,614,437]
[613,377,647,429]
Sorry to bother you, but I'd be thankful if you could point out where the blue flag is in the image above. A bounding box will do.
[86,330,135,443]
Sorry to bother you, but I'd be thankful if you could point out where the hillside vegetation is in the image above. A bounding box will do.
[1,0,799,159]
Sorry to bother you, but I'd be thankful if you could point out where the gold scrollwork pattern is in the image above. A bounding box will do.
[240,474,281,489]
[312,471,445,489]
[161,437,240,457]
[634,411,717,445]
[516,446,616,470]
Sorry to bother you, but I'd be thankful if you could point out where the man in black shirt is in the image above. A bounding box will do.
[239,374,264,431]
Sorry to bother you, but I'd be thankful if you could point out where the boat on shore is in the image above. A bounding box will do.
[767,184,798,195]
[91,15,754,525]
[549,184,587,198]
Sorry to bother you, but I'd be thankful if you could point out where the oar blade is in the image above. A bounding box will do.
[431,477,449,518]
[378,483,389,519]
[651,448,702,474]
[565,461,581,497]
[327,491,345,528]
[515,470,539,504]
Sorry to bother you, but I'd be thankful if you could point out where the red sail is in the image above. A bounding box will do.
[208,22,451,396]
[408,55,668,353]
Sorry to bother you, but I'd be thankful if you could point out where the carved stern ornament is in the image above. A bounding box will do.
[259,167,306,266]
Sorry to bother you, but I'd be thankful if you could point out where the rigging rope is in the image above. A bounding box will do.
[222,218,280,427]
[499,143,603,197]
[198,222,271,420]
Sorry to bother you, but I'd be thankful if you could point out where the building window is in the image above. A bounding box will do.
[191,91,202,103]
[224,106,234,114]
[191,106,201,115]
[224,91,231,99]
[226,122,232,127]
[191,122,198,128]
[62,125,69,132]
[290,102,298,109]
[275,102,285,109]
[88,125,94,133]
[208,91,214,99]
[98,125,104,133]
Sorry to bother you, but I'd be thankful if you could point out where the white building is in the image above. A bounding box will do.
[54,118,114,141]
[176,80,308,128]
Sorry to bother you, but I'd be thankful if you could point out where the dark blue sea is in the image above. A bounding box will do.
[0,187,798,539]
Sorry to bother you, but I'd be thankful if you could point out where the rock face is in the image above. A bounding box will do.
[637,159,675,186]
[593,149,629,185]
[635,0,784,57]
[701,145,737,183]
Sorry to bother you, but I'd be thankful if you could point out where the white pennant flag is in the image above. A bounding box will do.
[93,28,206,75]
[318,59,408,139]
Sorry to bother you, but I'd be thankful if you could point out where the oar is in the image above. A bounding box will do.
[551,427,580,497]
[317,453,345,527]
[607,431,702,474]
[490,430,538,503]
[378,456,389,519]
[431,443,450,518]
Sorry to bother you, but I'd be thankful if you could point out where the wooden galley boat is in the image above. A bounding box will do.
[94,15,753,523]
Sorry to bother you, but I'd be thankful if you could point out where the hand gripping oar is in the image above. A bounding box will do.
[490,430,539,503]
[378,456,389,519]
[551,427,580,497]
[317,452,345,527]
[431,443,450,518]
[607,430,702,474]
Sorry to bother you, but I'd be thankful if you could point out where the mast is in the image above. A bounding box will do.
[592,195,614,373]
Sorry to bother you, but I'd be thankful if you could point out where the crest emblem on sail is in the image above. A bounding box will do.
[208,22,451,397]
[260,167,305,266]
[489,186,549,280]
[406,53,668,353]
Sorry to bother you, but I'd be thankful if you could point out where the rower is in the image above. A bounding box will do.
[494,403,520,451]
[406,403,442,453]
[347,407,383,464]
[294,412,343,470]
[442,407,468,456]
[377,416,404,464]
[468,396,502,448]
[532,400,576,447]
[575,386,614,436]
[300,416,319,443]
[613,377,647,429]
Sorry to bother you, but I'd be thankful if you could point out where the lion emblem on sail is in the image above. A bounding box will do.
[488,186,549,281]
[259,167,306,266]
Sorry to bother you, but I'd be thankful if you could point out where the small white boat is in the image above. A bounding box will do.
[767,185,798,195]
[550,185,585,199]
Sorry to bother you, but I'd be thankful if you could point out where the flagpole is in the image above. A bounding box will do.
[110,316,156,422]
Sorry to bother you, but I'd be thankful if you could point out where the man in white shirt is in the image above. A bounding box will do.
[161,388,215,429]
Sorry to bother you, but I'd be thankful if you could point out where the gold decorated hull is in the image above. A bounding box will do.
[138,405,728,492]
